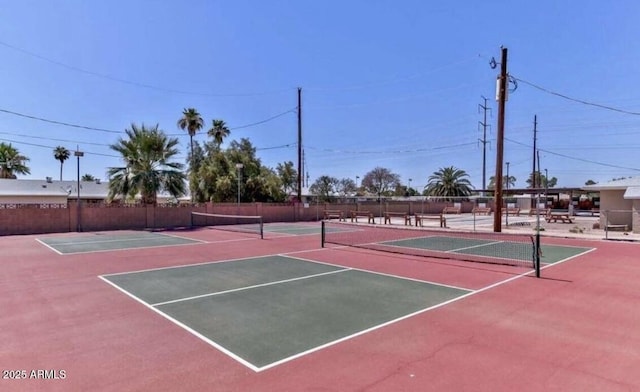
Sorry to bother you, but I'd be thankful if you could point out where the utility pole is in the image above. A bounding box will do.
[297,87,302,202]
[493,47,508,232]
[532,115,538,189]
[478,96,491,194]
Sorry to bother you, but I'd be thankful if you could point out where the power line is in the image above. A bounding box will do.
[0,137,119,158]
[0,108,121,134]
[306,141,477,155]
[513,76,640,116]
[0,131,112,147]
[0,106,295,135]
[0,40,294,98]
[504,137,640,171]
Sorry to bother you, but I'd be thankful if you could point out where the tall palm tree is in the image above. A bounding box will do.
[53,146,70,181]
[177,108,204,162]
[424,166,474,198]
[107,124,186,205]
[0,142,30,179]
[207,119,231,146]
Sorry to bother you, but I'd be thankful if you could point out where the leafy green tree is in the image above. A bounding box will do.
[194,138,286,203]
[81,174,97,181]
[309,175,339,202]
[584,179,596,186]
[276,161,297,195]
[361,167,400,198]
[0,142,30,179]
[107,124,186,205]
[208,119,231,146]
[424,166,473,197]
[53,146,70,181]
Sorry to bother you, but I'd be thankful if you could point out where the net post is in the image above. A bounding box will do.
[321,220,325,248]
[259,217,264,239]
[190,212,194,229]
[535,231,541,277]
[535,193,541,278]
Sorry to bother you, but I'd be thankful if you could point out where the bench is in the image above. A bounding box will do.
[605,224,628,232]
[501,207,520,216]
[323,210,345,221]
[415,213,446,228]
[442,206,461,214]
[545,211,573,223]
[472,207,491,215]
[383,212,412,225]
[350,210,375,224]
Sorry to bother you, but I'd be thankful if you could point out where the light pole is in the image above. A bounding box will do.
[355,175,359,188]
[74,148,84,232]
[544,168,548,208]
[235,163,243,205]
[408,178,412,196]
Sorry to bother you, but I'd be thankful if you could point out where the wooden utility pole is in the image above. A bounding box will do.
[532,115,538,189]
[297,87,302,202]
[493,47,508,232]
[478,97,491,193]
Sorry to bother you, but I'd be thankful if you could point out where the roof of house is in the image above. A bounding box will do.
[0,179,109,198]
[623,186,640,200]
[582,177,640,191]
[0,179,187,200]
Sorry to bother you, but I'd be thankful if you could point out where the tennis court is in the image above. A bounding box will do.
[37,231,203,254]
[100,255,469,371]
[6,218,640,392]
[322,221,592,270]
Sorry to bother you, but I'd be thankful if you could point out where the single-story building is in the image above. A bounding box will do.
[583,177,640,233]
[0,178,188,205]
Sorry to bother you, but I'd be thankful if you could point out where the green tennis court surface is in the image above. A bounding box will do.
[381,236,591,264]
[100,255,469,371]
[38,232,201,254]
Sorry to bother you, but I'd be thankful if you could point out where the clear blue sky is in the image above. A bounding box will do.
[1,0,640,190]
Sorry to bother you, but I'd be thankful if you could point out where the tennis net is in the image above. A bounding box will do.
[322,221,536,268]
[191,212,264,239]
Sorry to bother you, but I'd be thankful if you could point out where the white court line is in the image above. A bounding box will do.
[35,238,63,255]
[98,244,593,372]
[151,268,350,307]
[50,236,257,256]
[98,275,261,372]
[283,254,472,292]
[445,240,504,253]
[257,263,543,372]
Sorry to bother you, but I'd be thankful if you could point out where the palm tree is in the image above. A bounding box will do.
[107,123,186,205]
[0,142,30,179]
[207,119,231,146]
[424,166,474,198]
[488,175,516,190]
[53,146,70,181]
[177,107,204,165]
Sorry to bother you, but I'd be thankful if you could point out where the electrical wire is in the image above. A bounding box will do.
[513,76,640,116]
[0,40,295,97]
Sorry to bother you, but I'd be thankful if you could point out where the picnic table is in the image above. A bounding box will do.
[545,211,573,223]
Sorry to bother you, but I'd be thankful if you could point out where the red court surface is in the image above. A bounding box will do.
[2,228,640,391]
